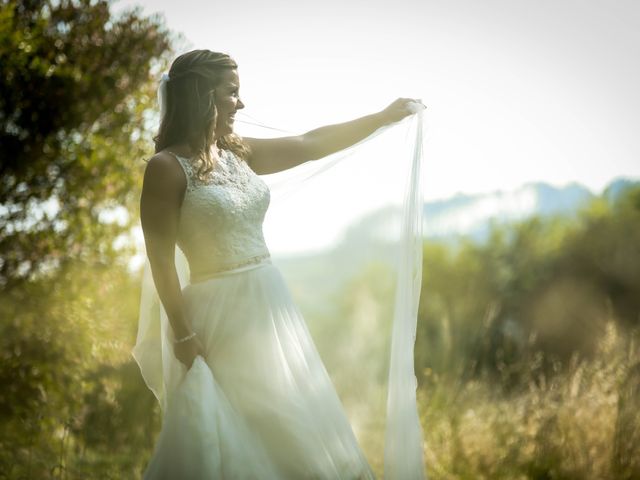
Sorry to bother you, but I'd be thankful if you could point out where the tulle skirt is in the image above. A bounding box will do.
[142,258,376,479]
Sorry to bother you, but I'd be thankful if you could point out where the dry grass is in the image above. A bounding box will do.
[418,321,640,480]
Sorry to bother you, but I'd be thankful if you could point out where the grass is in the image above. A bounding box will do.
[417,321,640,480]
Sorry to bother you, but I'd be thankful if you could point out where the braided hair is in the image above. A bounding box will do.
[153,49,251,180]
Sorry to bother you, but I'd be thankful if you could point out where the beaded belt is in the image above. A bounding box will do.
[190,253,271,284]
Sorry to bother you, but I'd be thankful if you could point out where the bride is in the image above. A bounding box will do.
[134,49,424,479]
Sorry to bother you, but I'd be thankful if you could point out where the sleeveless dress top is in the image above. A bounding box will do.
[170,149,272,283]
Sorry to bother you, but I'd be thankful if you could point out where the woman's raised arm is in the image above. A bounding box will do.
[243,98,423,175]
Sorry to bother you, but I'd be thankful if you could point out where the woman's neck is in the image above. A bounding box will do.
[168,142,222,159]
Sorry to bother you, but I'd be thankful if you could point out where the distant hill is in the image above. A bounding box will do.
[325,176,638,246]
[602,177,640,203]
[273,176,639,308]
[423,181,593,242]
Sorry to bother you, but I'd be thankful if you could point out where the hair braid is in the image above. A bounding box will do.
[154,49,251,180]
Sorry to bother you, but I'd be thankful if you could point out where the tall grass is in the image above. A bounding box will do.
[419,320,640,480]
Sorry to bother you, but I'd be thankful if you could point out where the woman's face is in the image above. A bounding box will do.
[213,68,244,139]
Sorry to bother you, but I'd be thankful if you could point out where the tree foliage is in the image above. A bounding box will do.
[416,185,640,390]
[0,0,171,287]
[0,0,173,477]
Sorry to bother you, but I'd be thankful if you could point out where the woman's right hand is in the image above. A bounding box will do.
[173,335,207,370]
[379,98,426,124]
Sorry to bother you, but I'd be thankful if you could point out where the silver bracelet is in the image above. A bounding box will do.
[174,331,196,344]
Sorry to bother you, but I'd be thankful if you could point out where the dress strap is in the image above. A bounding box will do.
[165,151,194,190]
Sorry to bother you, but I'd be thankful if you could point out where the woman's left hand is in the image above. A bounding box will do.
[379,98,426,124]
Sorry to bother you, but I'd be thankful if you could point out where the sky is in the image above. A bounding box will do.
[112,0,640,255]
[114,0,640,199]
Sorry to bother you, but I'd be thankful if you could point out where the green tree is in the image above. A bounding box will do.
[0,0,173,477]
[0,0,170,287]
[415,185,640,392]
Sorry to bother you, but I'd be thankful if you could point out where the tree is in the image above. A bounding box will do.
[415,185,640,391]
[0,1,173,477]
[0,0,171,288]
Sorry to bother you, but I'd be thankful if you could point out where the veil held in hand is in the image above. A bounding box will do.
[135,72,428,479]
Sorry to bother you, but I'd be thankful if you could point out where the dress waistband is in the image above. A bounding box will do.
[189,253,272,284]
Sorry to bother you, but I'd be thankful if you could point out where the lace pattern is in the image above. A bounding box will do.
[181,150,255,189]
[168,150,272,280]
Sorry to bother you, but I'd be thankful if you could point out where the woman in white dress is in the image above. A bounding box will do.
[134,49,423,479]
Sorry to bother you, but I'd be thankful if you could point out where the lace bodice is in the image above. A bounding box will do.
[170,150,271,282]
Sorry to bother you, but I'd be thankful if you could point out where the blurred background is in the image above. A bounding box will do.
[1,0,639,478]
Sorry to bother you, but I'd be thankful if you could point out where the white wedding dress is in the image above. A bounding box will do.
[135,148,377,479]
[133,108,427,479]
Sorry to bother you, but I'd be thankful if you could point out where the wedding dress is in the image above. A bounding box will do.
[133,104,427,479]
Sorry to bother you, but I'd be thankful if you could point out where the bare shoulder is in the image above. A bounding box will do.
[140,151,188,242]
[143,150,187,196]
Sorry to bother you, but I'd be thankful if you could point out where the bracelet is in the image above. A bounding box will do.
[174,331,196,344]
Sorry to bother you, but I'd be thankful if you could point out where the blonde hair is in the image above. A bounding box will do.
[153,49,251,180]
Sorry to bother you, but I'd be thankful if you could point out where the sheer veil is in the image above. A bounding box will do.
[133,73,428,478]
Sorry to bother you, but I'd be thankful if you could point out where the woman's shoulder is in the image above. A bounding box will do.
[143,149,189,193]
